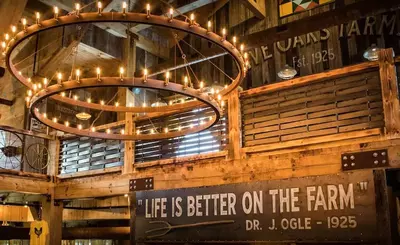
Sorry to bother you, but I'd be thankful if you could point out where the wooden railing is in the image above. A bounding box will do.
[241,70,384,147]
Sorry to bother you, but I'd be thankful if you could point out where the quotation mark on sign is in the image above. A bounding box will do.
[358,181,368,191]
[138,199,143,206]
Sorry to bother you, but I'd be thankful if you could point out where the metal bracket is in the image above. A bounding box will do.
[129,177,154,191]
[342,149,388,171]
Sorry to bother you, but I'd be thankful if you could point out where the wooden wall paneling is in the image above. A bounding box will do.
[227,89,241,160]
[378,48,400,138]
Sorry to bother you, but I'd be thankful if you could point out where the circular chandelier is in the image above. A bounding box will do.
[1,1,248,140]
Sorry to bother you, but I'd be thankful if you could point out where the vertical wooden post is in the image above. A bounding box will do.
[48,139,60,178]
[378,48,400,138]
[227,89,242,160]
[129,192,137,245]
[41,195,63,245]
[374,170,392,245]
[123,34,137,175]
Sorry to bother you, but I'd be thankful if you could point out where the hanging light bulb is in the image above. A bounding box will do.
[98,1,103,14]
[96,67,101,81]
[35,12,41,25]
[22,18,27,31]
[165,71,170,86]
[169,8,174,21]
[207,20,212,32]
[146,3,151,18]
[122,1,127,15]
[75,3,80,15]
[52,117,58,123]
[363,44,381,61]
[76,112,91,120]
[64,121,70,127]
[54,6,59,19]
[277,64,297,80]
[106,128,111,134]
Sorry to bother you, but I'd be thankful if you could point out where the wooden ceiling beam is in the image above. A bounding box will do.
[243,0,400,48]
[241,0,266,19]
[0,174,52,195]
[38,0,168,59]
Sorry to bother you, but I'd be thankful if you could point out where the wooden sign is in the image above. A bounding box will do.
[135,171,379,242]
[247,10,400,88]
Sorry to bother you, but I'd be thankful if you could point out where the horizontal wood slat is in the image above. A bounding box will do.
[242,70,384,147]
[135,107,228,163]
[59,127,124,175]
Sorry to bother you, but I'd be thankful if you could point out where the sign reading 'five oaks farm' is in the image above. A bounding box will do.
[135,171,377,242]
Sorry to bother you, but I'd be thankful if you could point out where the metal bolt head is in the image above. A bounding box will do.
[343,156,348,160]
[373,152,378,157]
[374,160,378,165]
[382,160,386,164]
[381,151,386,156]
[350,155,355,160]
[134,180,136,184]
[351,162,355,166]
[344,163,348,167]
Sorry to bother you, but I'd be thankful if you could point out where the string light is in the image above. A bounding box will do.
[87,98,91,103]
[4,34,9,41]
[96,67,101,80]
[211,88,215,95]
[77,124,82,130]
[146,3,151,18]
[120,129,125,135]
[232,36,237,47]
[22,18,27,31]
[115,102,119,107]
[178,126,182,131]
[73,95,78,100]
[64,121,70,127]
[199,81,204,90]
[122,2,127,15]
[75,3,80,15]
[11,26,17,34]
[98,1,103,15]
[240,44,244,54]
[142,102,146,107]
[37,83,42,89]
[244,52,248,60]
[150,129,154,134]
[52,117,57,123]
[224,84,228,89]
[106,128,111,134]
[221,28,227,41]
[190,13,195,26]
[169,101,173,105]
[91,127,96,132]
[54,6,59,19]
[165,71,170,86]
[60,92,65,97]
[36,12,41,25]
[43,113,47,118]
[100,100,105,105]
[207,20,212,32]
[43,78,48,89]
[76,69,81,82]
[169,8,174,21]
[27,90,32,96]
[136,129,140,135]
[32,83,37,91]
[119,66,125,80]
[221,100,225,108]
[164,128,168,133]
[143,68,148,82]
[1,42,6,49]
[57,72,62,86]
[217,94,222,101]
[183,76,188,89]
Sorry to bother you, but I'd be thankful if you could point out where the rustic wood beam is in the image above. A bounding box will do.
[378,48,400,138]
[63,208,129,221]
[227,89,241,160]
[0,0,28,34]
[0,174,52,195]
[42,193,63,244]
[242,0,400,48]
[241,0,266,19]
[0,98,14,106]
